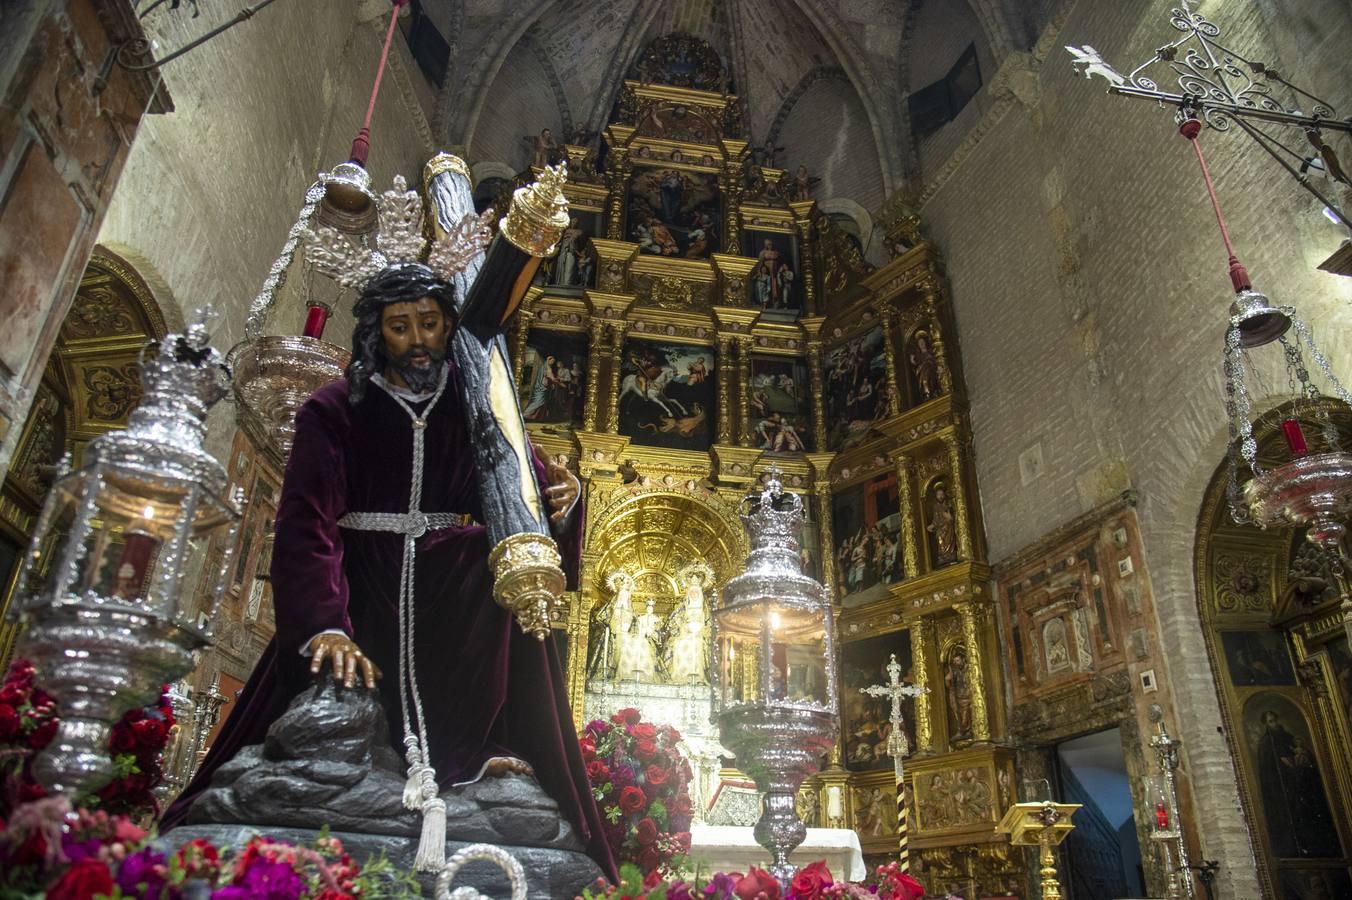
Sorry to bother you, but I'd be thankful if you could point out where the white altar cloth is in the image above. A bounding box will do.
[688,825,867,882]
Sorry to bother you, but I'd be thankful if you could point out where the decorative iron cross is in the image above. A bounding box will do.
[861,653,928,774]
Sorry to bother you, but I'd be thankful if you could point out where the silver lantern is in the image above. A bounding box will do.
[712,468,839,887]
[10,307,242,797]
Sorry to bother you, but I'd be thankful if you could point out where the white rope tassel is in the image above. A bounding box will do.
[416,796,448,871]
[403,738,428,811]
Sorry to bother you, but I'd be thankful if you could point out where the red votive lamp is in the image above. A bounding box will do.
[303,302,332,340]
[111,521,159,600]
[1281,418,1309,458]
[1154,801,1170,831]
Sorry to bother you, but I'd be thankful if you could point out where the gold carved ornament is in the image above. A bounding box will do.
[488,532,567,641]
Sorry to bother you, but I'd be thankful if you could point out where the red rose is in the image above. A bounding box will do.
[631,722,657,741]
[0,703,18,740]
[616,707,641,726]
[635,739,657,761]
[734,867,781,900]
[579,737,597,762]
[109,726,137,754]
[645,764,669,786]
[638,846,660,873]
[789,860,833,898]
[893,872,925,900]
[130,717,167,748]
[635,816,658,845]
[619,785,646,815]
[586,760,610,783]
[0,684,24,706]
[29,718,57,749]
[47,858,115,900]
[672,794,692,815]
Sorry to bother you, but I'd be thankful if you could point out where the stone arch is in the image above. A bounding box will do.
[816,198,875,257]
[1192,400,1352,896]
[471,161,518,187]
[585,484,749,611]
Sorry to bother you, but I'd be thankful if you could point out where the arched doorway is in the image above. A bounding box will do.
[0,249,168,663]
[1194,404,1352,898]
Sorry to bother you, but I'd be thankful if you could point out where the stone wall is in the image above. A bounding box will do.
[94,0,436,461]
[916,0,1352,894]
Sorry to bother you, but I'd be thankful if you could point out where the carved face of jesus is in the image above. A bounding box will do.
[381,297,449,393]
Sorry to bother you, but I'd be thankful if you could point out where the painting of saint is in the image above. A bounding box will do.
[748,356,812,452]
[841,630,915,773]
[742,230,800,317]
[824,328,890,450]
[518,331,587,428]
[627,167,720,259]
[1277,868,1352,899]
[548,211,599,288]
[1221,630,1297,686]
[1242,693,1343,859]
[618,339,717,450]
[831,473,904,606]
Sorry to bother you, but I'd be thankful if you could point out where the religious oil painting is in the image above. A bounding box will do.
[518,331,587,428]
[627,166,721,259]
[618,339,716,451]
[1277,867,1352,899]
[1241,692,1344,860]
[831,472,903,607]
[742,229,801,318]
[546,210,600,289]
[823,327,890,450]
[841,630,915,773]
[1221,629,1297,686]
[748,355,812,453]
[1329,637,1352,728]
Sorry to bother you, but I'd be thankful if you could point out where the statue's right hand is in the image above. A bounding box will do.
[308,633,382,689]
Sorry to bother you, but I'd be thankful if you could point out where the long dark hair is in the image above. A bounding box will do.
[346,263,456,404]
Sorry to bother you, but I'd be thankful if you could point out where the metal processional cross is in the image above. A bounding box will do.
[862,653,928,872]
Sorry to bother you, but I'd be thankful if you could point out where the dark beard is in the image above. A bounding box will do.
[388,345,447,394]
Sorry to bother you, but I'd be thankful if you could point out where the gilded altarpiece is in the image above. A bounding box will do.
[1194,409,1352,899]
[503,36,1013,889]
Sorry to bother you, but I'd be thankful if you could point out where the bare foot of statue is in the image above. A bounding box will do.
[484,756,534,778]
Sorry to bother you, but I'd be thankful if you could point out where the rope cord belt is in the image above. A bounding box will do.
[338,510,477,535]
[351,371,452,872]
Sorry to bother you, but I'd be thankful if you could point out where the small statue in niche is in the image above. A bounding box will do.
[616,598,661,681]
[667,564,713,684]
[791,165,820,202]
[524,128,562,169]
[909,330,941,403]
[927,480,959,566]
[945,645,973,740]
[592,571,636,679]
[757,137,785,168]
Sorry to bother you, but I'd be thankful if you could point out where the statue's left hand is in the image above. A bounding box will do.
[539,448,579,524]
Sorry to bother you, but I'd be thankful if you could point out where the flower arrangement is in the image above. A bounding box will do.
[580,708,694,877]
[0,796,420,899]
[0,658,174,820]
[579,860,925,900]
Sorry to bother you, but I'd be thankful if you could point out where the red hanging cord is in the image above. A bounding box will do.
[349,0,408,167]
[1179,117,1251,293]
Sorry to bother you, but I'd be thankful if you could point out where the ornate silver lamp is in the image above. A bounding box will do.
[9,307,242,797]
[711,468,839,887]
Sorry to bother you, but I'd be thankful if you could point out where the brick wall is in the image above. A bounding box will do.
[917,1,1352,893]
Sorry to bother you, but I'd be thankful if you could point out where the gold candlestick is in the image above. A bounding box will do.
[996,800,1081,900]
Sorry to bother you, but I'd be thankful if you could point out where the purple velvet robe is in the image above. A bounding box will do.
[163,367,616,879]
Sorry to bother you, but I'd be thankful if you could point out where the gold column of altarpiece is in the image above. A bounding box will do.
[502,79,1014,892]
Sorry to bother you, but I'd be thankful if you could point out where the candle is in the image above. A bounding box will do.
[827,785,843,819]
[1280,418,1308,457]
[1154,801,1170,831]
[302,302,332,340]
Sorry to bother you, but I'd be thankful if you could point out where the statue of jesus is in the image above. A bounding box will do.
[163,199,616,879]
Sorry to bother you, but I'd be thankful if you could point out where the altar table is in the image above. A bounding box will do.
[688,824,867,882]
